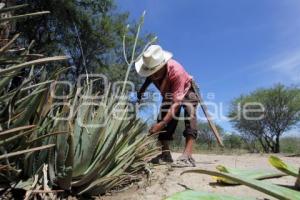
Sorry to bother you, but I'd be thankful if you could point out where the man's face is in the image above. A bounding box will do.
[149,65,166,81]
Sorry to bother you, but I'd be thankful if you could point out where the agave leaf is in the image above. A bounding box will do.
[0,33,20,53]
[71,115,126,187]
[0,127,37,145]
[77,152,136,194]
[0,77,12,92]
[0,11,50,23]
[12,90,44,127]
[165,190,255,200]
[26,131,68,145]
[182,169,300,200]
[21,80,54,92]
[0,56,68,76]
[269,155,299,177]
[0,125,35,139]
[0,4,29,14]
[57,131,74,190]
[214,165,286,185]
[0,144,55,160]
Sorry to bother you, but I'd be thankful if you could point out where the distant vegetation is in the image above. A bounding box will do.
[171,129,300,155]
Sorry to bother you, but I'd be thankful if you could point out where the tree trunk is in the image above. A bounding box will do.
[258,138,269,153]
[274,136,280,153]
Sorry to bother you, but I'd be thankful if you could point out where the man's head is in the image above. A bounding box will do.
[135,45,172,78]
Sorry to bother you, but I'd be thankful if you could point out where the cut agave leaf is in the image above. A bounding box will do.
[269,156,299,177]
[165,190,255,200]
[182,169,300,200]
[215,165,286,185]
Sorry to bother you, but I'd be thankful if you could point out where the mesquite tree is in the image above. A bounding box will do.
[229,84,300,153]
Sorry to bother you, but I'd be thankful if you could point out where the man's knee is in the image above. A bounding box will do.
[183,129,198,139]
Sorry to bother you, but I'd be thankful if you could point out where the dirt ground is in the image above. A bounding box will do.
[101,153,300,200]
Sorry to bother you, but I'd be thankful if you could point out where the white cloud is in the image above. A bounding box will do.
[269,50,300,83]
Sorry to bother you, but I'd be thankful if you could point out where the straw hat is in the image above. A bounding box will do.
[135,45,173,77]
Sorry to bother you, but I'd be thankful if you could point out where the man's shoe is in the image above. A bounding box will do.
[161,151,174,163]
[171,155,196,168]
[151,151,173,164]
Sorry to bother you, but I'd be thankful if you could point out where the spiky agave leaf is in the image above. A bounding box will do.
[0,11,50,23]
[165,190,255,200]
[182,169,300,200]
[0,56,68,76]
[0,144,55,160]
[269,155,299,177]
[214,165,286,185]
[0,4,29,14]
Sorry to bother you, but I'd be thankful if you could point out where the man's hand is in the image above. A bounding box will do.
[149,122,166,135]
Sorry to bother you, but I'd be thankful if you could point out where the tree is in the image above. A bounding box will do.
[229,84,300,153]
[197,122,224,149]
[240,131,261,153]
[13,0,151,84]
[223,132,243,149]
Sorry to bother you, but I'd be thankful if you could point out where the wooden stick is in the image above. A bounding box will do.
[192,81,224,147]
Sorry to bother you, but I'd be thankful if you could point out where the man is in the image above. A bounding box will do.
[135,45,200,167]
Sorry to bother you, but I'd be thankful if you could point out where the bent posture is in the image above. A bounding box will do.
[135,45,200,167]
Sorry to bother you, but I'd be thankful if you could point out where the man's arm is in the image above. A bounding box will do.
[162,102,181,124]
[149,102,181,134]
[137,77,151,101]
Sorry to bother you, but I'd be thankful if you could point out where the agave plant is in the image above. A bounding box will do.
[178,156,300,200]
[50,83,158,195]
[1,4,159,198]
[50,12,159,195]
[0,4,68,188]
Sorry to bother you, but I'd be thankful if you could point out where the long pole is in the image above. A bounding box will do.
[192,81,224,147]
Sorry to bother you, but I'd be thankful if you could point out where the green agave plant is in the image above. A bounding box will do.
[1,4,159,198]
[0,4,68,186]
[52,84,159,195]
[51,11,159,195]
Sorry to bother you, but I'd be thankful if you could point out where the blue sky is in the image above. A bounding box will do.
[116,0,300,134]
